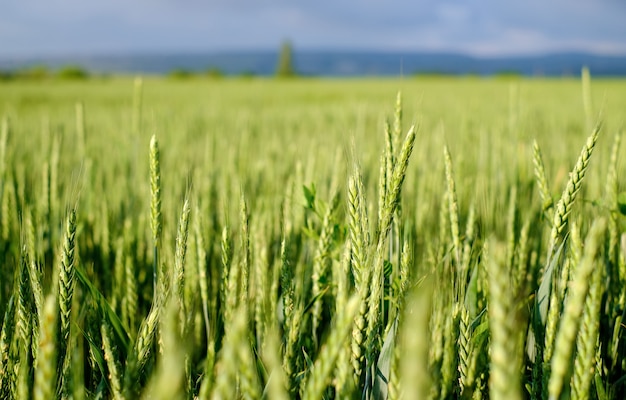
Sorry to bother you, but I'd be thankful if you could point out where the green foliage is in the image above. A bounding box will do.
[167,69,193,79]
[618,192,626,215]
[1,65,90,81]
[0,71,14,81]
[205,68,224,79]
[494,70,523,80]
[56,65,89,80]
[0,75,625,399]
[15,65,51,80]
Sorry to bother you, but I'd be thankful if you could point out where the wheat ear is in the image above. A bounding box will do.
[549,125,600,256]
[57,208,77,388]
[150,134,162,299]
[101,321,123,400]
[174,197,191,330]
[532,140,553,213]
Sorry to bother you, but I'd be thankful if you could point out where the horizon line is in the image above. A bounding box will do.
[3,47,626,61]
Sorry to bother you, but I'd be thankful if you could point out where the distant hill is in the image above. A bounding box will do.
[2,51,626,77]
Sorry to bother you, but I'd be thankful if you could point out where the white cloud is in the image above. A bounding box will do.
[436,3,471,24]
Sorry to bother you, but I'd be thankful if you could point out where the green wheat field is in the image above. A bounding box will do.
[0,73,625,399]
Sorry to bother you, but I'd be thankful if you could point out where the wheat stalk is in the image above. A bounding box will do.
[400,281,433,400]
[605,133,621,286]
[487,240,522,400]
[1,176,14,242]
[461,204,476,288]
[363,125,417,380]
[33,294,58,400]
[194,208,211,349]
[143,300,186,400]
[25,208,43,326]
[514,218,531,295]
[261,328,289,400]
[548,218,606,400]
[112,237,125,315]
[334,244,354,397]
[213,303,260,399]
[75,102,86,158]
[571,258,603,399]
[379,140,390,226]
[311,191,339,345]
[303,296,359,400]
[440,303,460,399]
[49,135,60,238]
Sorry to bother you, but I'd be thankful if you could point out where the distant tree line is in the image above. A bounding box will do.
[167,40,298,79]
[0,65,89,81]
[0,40,300,81]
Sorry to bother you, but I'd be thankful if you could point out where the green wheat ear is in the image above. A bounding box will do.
[549,124,600,256]
[57,209,77,397]
[101,321,123,400]
[124,302,161,398]
[150,134,162,299]
[383,125,416,230]
[173,197,191,329]
[443,145,461,267]
[533,139,553,213]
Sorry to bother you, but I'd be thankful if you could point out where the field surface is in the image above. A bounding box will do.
[0,76,625,399]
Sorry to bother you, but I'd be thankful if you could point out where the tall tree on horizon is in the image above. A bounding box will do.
[276,40,296,77]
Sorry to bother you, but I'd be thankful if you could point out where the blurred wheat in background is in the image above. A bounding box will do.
[0,70,625,399]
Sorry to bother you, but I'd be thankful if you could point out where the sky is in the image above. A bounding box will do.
[2,0,626,58]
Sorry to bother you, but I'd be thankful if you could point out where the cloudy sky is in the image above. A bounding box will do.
[2,0,626,57]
